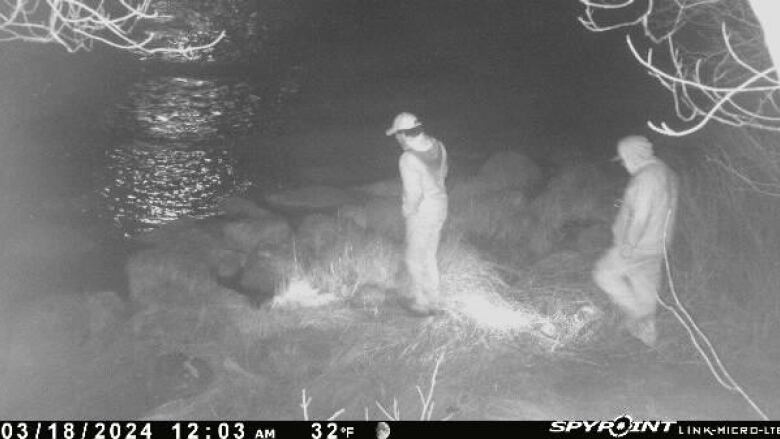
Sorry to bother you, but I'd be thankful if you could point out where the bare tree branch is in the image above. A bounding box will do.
[579,0,780,136]
[0,0,223,55]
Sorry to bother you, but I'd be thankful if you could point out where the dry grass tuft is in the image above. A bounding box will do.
[303,230,402,299]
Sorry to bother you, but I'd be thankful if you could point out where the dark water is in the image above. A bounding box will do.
[100,74,288,235]
[0,59,302,301]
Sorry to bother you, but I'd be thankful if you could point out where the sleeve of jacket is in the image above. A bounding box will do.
[439,141,449,182]
[399,153,423,218]
[624,169,658,248]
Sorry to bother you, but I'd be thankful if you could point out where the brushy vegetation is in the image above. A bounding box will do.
[447,159,618,266]
[658,127,780,367]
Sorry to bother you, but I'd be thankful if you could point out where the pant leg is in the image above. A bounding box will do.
[419,218,443,301]
[404,206,445,304]
[624,257,662,346]
[404,217,427,303]
[592,247,643,319]
[626,255,663,319]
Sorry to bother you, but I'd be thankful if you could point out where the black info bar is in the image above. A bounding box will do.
[1,421,779,439]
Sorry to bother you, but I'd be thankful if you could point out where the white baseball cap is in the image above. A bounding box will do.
[385,112,422,136]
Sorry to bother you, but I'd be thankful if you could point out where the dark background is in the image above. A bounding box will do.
[0,0,674,198]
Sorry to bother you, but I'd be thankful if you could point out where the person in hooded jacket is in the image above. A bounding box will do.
[593,135,679,346]
[386,112,448,316]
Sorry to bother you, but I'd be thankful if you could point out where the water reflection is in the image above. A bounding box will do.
[103,75,261,235]
[113,76,263,141]
[102,140,243,235]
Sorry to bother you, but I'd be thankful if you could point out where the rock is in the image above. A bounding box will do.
[211,248,247,279]
[532,163,617,225]
[476,151,543,192]
[352,179,402,199]
[126,214,292,310]
[449,179,496,203]
[296,214,340,257]
[265,185,358,211]
[218,196,272,219]
[238,251,291,303]
[448,188,528,245]
[338,198,404,240]
[222,216,292,253]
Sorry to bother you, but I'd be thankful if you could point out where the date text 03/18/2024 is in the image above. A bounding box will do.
[0,423,279,439]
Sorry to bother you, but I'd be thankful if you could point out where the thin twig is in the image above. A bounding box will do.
[418,352,445,420]
[300,389,311,421]
[579,0,780,136]
[327,409,345,420]
[375,401,398,421]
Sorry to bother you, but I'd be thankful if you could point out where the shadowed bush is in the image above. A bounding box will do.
[474,150,543,193]
[446,161,618,265]
[523,163,619,258]
[658,128,780,365]
[447,187,529,247]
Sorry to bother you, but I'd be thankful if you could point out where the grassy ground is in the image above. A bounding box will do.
[120,203,609,419]
[4,152,779,420]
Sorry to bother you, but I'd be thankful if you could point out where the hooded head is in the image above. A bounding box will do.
[615,135,655,174]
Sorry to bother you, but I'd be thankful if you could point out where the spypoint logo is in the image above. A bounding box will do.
[549,414,675,437]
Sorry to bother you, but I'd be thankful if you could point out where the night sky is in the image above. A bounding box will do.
[283,0,675,160]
